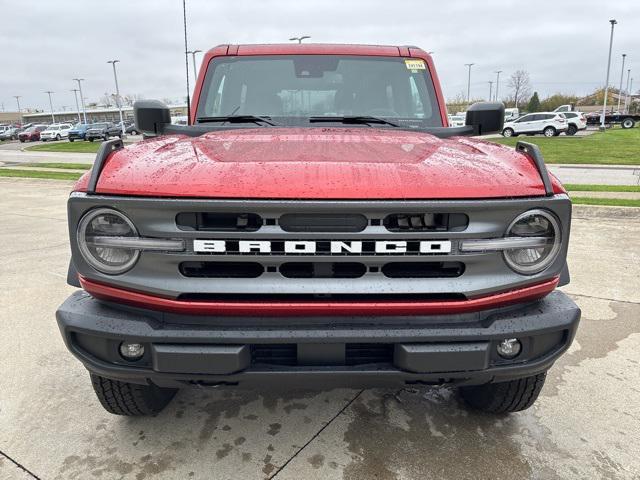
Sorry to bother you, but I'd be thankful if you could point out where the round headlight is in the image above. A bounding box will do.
[503,209,561,275]
[77,208,139,274]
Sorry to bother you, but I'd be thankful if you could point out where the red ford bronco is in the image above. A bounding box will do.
[56,44,580,416]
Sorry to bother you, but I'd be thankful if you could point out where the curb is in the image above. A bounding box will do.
[572,204,640,219]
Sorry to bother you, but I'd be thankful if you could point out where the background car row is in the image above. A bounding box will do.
[0,121,139,142]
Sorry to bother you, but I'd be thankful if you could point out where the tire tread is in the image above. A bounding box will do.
[90,373,176,416]
[460,372,546,414]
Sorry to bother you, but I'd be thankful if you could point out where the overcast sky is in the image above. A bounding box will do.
[1,0,637,113]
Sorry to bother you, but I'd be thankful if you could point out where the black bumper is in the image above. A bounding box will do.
[56,291,580,389]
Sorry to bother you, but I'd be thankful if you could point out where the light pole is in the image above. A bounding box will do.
[107,60,126,135]
[624,69,631,114]
[13,95,21,116]
[186,49,202,79]
[494,70,502,102]
[601,19,617,130]
[464,63,474,104]
[45,91,55,123]
[616,53,626,112]
[73,78,87,124]
[289,36,311,44]
[71,89,81,123]
[488,81,493,101]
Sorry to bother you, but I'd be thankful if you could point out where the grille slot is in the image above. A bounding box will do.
[180,261,264,278]
[346,343,394,365]
[280,262,366,279]
[178,293,466,301]
[384,213,468,232]
[382,262,465,278]
[279,213,368,232]
[251,344,297,366]
[176,212,263,232]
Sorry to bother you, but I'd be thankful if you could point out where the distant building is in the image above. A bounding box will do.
[0,111,23,125]
[21,105,188,125]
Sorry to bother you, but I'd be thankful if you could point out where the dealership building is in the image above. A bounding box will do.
[19,105,188,125]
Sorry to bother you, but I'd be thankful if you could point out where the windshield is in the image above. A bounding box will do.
[196,55,442,128]
[90,123,108,129]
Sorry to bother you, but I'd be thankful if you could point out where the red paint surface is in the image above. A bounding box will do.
[79,276,559,317]
[73,128,562,198]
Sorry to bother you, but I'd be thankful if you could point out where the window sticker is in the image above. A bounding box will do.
[404,59,426,71]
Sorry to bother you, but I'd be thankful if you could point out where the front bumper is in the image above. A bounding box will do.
[57,290,580,389]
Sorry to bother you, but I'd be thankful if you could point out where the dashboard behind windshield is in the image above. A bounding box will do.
[196,55,443,128]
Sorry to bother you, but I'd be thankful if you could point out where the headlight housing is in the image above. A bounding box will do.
[503,209,561,275]
[77,208,139,274]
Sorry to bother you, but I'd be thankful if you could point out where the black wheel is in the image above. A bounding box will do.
[566,124,578,136]
[502,128,514,138]
[131,129,138,135]
[88,138,94,142]
[543,126,556,137]
[55,134,61,141]
[19,139,25,143]
[90,373,177,416]
[460,372,546,414]
[621,117,636,129]
[104,134,109,141]
[69,138,75,142]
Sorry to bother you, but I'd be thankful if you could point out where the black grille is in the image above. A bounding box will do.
[177,212,263,232]
[251,344,297,366]
[346,343,394,365]
[384,213,468,232]
[279,213,368,232]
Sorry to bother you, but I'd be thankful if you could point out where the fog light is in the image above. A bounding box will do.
[497,338,522,359]
[119,342,145,360]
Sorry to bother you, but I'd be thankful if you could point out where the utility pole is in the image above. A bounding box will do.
[494,70,502,102]
[73,78,87,123]
[488,81,493,102]
[13,96,22,118]
[623,69,631,113]
[107,60,126,135]
[601,19,617,130]
[289,36,311,43]
[71,89,81,123]
[45,91,56,123]
[464,63,474,104]
[617,53,626,112]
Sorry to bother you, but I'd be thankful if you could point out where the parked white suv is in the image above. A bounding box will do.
[560,111,587,136]
[40,123,73,141]
[502,112,568,137]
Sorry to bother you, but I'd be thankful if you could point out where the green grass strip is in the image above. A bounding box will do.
[565,184,640,192]
[25,142,101,153]
[571,197,640,208]
[24,162,92,170]
[0,169,83,180]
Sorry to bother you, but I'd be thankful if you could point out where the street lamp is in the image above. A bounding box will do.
[73,78,87,124]
[107,60,126,135]
[601,19,617,130]
[616,53,626,112]
[45,91,55,123]
[488,81,494,101]
[71,89,81,123]
[186,49,202,79]
[494,70,502,102]
[464,63,474,104]
[289,36,311,44]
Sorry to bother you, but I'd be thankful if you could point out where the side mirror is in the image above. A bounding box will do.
[465,102,505,135]
[134,100,171,136]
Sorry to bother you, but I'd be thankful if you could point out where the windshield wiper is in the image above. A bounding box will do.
[308,116,399,127]
[196,115,279,126]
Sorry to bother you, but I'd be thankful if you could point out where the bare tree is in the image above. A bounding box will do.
[508,70,532,108]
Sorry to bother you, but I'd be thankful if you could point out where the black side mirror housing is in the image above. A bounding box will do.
[134,100,171,136]
[465,102,505,135]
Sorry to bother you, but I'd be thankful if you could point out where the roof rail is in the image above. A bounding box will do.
[515,141,554,197]
[87,138,124,194]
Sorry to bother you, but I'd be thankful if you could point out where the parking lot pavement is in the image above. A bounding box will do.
[548,164,640,186]
[0,177,639,480]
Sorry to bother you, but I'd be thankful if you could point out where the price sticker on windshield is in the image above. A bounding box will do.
[405,59,426,71]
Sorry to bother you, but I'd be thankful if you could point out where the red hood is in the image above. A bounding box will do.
[77,128,563,199]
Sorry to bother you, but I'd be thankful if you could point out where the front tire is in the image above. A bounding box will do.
[90,373,177,416]
[502,128,514,137]
[55,134,61,141]
[88,138,94,142]
[460,372,546,414]
[566,124,578,136]
[543,126,556,137]
[69,138,75,142]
